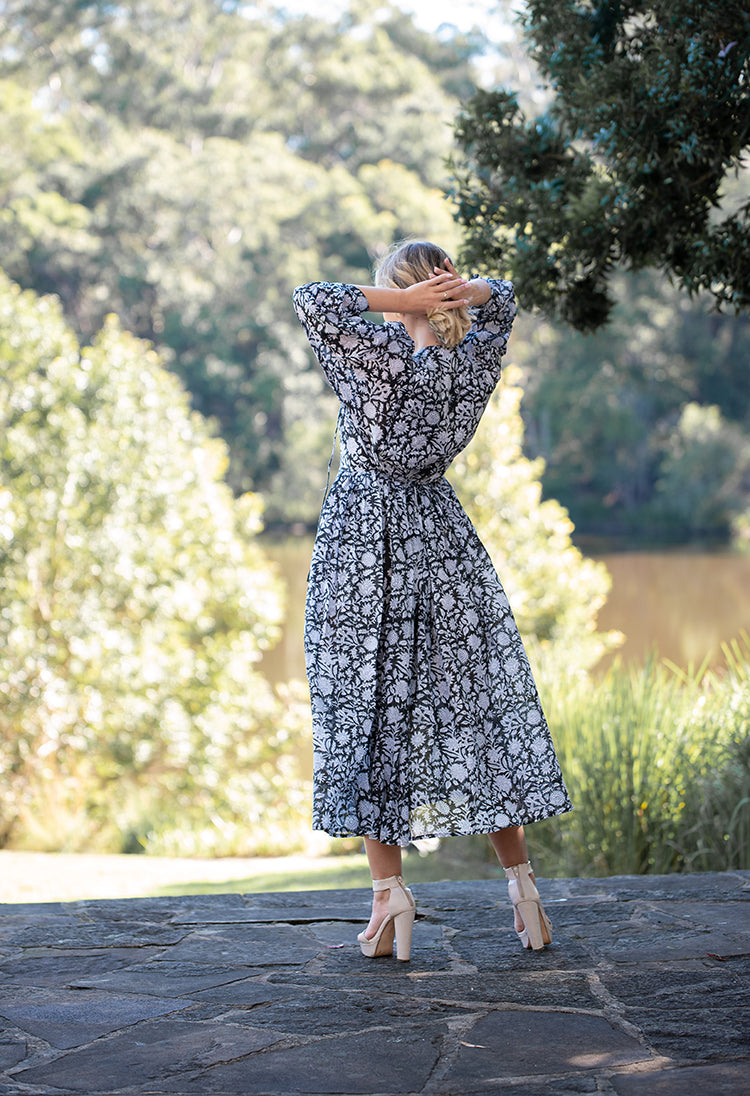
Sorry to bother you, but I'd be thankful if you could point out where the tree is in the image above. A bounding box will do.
[0,273,310,854]
[654,403,750,539]
[450,1,750,330]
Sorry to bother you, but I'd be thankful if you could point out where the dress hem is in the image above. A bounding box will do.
[312,803,573,847]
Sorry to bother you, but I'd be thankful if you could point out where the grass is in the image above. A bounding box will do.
[0,842,502,904]
[153,843,501,896]
[152,832,504,894]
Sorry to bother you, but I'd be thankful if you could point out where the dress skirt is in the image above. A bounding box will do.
[304,467,573,846]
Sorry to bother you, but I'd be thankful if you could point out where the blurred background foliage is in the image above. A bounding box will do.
[0,0,748,866]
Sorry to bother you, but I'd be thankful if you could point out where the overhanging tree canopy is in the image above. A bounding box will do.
[450,0,750,329]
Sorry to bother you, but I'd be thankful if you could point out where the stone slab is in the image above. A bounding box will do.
[599,959,750,1007]
[572,922,749,963]
[537,900,639,928]
[615,1006,749,1062]
[70,962,270,997]
[644,900,750,935]
[240,888,359,910]
[0,1043,25,1072]
[189,978,303,1007]
[229,985,470,1033]
[0,919,185,950]
[163,923,320,967]
[69,897,198,920]
[442,1010,651,1086]
[0,986,187,1049]
[0,948,163,987]
[449,926,594,970]
[610,1060,750,1095]
[268,969,600,1010]
[12,1019,280,1093]
[172,905,363,925]
[0,871,748,1095]
[167,1026,445,1095]
[316,942,459,974]
[459,1077,604,1095]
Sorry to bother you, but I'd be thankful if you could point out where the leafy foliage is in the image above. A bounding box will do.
[0,0,472,514]
[528,637,750,876]
[450,1,750,329]
[0,273,311,854]
[655,403,750,539]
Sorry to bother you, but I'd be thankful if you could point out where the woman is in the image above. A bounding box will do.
[293,240,572,962]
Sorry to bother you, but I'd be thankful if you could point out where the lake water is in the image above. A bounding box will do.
[260,538,750,684]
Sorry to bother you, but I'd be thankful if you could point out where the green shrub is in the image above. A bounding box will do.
[523,637,750,877]
[0,274,312,856]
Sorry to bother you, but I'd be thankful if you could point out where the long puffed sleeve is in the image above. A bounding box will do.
[293,281,415,416]
[463,279,516,381]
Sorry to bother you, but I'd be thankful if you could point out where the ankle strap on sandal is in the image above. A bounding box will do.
[372,874,404,891]
[504,861,533,876]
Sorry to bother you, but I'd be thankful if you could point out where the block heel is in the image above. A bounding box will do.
[357,874,416,961]
[505,861,552,951]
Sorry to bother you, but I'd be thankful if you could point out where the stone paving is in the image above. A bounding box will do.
[0,871,748,1095]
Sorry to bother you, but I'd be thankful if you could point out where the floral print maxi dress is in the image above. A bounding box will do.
[293,279,572,846]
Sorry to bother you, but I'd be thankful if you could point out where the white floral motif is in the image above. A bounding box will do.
[292,279,572,845]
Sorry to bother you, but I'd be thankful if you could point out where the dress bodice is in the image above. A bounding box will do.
[293,279,516,484]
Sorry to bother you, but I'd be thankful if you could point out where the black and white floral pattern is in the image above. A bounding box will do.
[293,280,572,845]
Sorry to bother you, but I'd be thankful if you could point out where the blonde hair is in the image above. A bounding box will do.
[374,240,472,349]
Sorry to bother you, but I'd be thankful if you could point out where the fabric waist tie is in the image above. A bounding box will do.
[337,464,446,487]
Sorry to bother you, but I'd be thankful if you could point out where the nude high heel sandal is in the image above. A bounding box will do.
[505,861,552,951]
[357,875,416,961]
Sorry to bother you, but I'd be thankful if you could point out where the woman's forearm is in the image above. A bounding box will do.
[355,285,407,313]
[356,270,475,315]
[355,275,491,314]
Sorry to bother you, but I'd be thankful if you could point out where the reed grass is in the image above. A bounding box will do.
[521,634,750,878]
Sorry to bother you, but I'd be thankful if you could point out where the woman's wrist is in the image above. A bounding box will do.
[465,279,492,307]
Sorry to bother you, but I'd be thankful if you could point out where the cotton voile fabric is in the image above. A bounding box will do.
[293,279,572,846]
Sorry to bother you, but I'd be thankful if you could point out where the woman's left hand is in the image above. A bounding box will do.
[400,270,469,313]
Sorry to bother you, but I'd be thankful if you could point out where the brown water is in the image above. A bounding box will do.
[592,551,750,671]
[260,538,750,684]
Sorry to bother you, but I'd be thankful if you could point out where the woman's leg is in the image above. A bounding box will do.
[488,824,528,868]
[362,836,402,939]
[488,826,530,932]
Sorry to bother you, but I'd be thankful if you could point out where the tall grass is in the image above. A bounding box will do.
[522,635,750,878]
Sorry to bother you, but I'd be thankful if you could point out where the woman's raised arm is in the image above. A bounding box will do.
[355,269,469,314]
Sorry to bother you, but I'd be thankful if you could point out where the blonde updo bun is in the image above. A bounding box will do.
[374,239,472,349]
